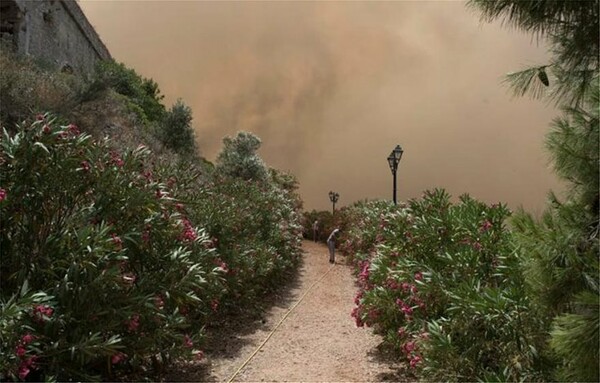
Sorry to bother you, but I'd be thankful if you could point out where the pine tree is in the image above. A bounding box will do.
[469,1,599,380]
[469,0,599,106]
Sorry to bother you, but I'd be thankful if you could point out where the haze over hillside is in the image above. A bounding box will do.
[80,1,561,213]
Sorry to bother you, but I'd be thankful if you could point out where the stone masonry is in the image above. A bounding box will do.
[0,0,111,76]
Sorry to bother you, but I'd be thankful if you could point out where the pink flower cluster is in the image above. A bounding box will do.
[354,290,363,305]
[181,218,198,242]
[15,333,38,379]
[460,237,483,251]
[0,188,6,202]
[480,219,493,232]
[351,306,364,327]
[396,299,413,317]
[358,260,370,285]
[80,160,91,173]
[111,352,126,364]
[32,304,53,322]
[401,339,423,369]
[127,314,140,332]
[109,151,124,167]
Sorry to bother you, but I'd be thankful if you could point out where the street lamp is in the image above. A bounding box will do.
[329,191,340,215]
[387,145,403,205]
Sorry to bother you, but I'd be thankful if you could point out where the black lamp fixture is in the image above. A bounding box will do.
[387,145,403,205]
[328,191,340,215]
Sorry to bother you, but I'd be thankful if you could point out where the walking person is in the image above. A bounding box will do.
[327,228,340,264]
[312,220,319,242]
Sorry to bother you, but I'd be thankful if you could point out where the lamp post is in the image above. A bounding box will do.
[329,191,339,215]
[387,145,404,205]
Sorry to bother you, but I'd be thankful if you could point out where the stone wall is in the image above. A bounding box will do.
[1,0,110,77]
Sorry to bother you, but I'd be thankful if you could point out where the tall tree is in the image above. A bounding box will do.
[469,1,599,380]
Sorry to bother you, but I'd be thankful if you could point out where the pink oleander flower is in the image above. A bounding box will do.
[414,271,423,281]
[409,355,422,368]
[386,279,399,290]
[36,114,44,121]
[42,124,51,134]
[412,296,426,310]
[180,218,197,242]
[354,291,363,305]
[21,333,35,345]
[18,365,30,380]
[401,304,413,316]
[16,345,26,357]
[32,304,53,322]
[184,335,193,348]
[127,314,140,332]
[0,188,6,202]
[67,124,80,135]
[175,203,185,211]
[24,355,37,368]
[480,220,493,232]
[142,170,153,182]
[109,151,124,167]
[218,261,229,273]
[403,341,416,354]
[472,241,483,251]
[142,229,151,243]
[211,299,219,312]
[401,282,411,292]
[111,352,126,364]
[81,161,91,172]
[397,327,406,338]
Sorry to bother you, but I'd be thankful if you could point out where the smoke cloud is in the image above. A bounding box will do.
[80,0,561,213]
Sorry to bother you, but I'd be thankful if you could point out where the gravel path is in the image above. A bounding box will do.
[167,240,405,382]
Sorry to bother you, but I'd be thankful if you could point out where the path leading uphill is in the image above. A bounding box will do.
[168,240,406,382]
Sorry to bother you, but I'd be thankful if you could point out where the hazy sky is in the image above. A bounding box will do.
[80,0,562,213]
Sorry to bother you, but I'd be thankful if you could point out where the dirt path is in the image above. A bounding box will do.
[168,240,404,382]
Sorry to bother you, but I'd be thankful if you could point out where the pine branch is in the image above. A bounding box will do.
[503,66,551,100]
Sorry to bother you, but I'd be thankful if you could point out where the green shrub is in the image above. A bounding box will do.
[215,132,269,182]
[158,100,197,156]
[0,115,220,380]
[345,190,545,381]
[0,115,303,380]
[82,61,166,124]
[188,150,303,310]
[0,48,81,128]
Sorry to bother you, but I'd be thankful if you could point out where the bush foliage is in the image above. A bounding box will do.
[0,116,301,380]
[342,191,547,381]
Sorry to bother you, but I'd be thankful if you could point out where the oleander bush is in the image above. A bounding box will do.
[302,210,335,243]
[0,118,302,381]
[344,190,546,381]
